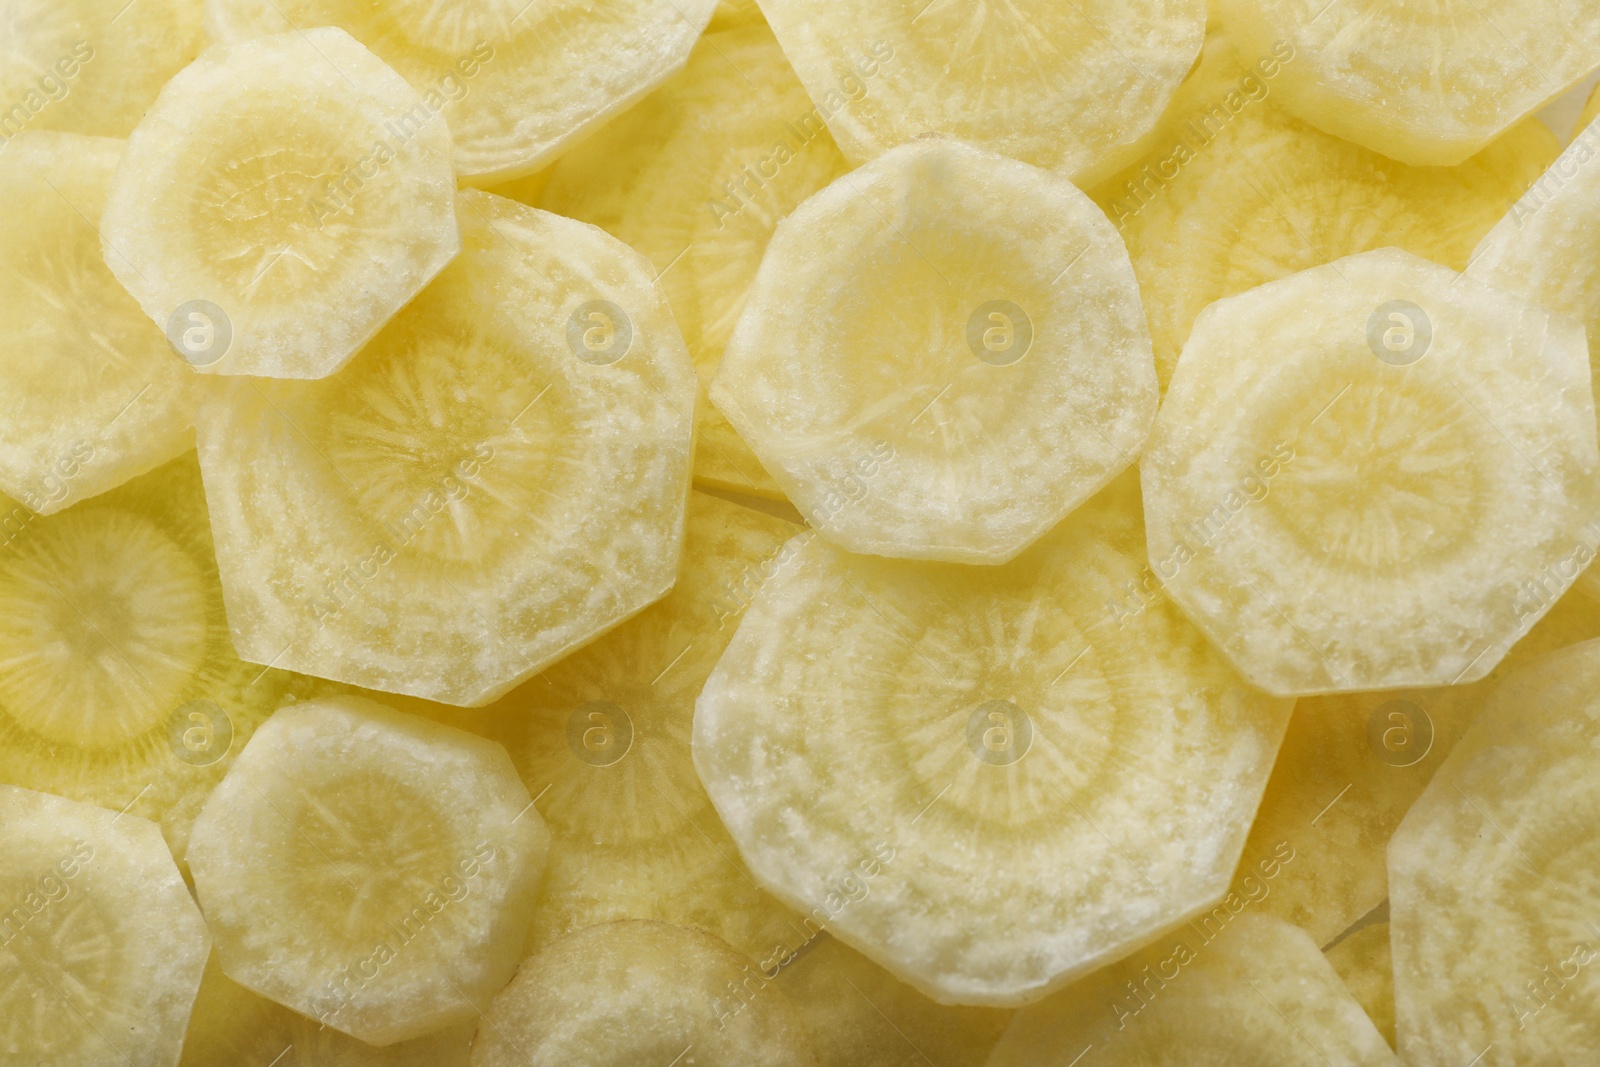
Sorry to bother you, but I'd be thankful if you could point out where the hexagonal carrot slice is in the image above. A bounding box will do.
[712,138,1157,564]
[196,190,696,707]
[1142,248,1600,696]
[101,28,459,378]
[187,695,550,1046]
[694,475,1292,1006]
